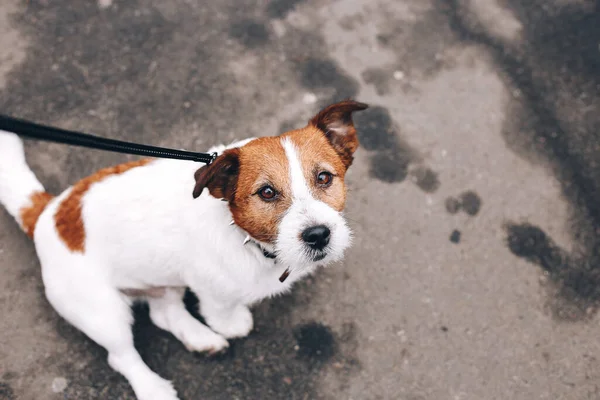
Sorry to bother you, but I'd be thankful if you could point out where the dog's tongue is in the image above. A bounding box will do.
[279,268,290,282]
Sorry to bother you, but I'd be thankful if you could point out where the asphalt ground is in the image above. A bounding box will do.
[1,0,600,399]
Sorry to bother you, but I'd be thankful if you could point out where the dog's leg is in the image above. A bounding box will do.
[196,293,254,339]
[45,280,179,400]
[148,288,229,354]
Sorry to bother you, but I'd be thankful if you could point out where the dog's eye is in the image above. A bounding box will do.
[317,171,333,187]
[257,185,278,201]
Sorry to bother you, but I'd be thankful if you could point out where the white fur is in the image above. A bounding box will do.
[0,133,352,400]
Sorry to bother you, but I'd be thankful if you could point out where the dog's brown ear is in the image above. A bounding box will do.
[193,148,240,200]
[309,99,368,168]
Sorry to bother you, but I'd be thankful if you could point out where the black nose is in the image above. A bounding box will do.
[302,225,331,250]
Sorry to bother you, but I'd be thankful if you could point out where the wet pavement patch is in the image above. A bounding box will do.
[360,4,461,86]
[266,0,306,19]
[449,230,461,244]
[459,191,482,216]
[505,223,566,273]
[353,106,398,152]
[0,382,15,400]
[370,150,414,183]
[353,106,416,183]
[409,166,440,193]
[445,191,482,216]
[361,68,392,96]
[442,0,600,320]
[505,222,600,321]
[352,106,440,189]
[293,322,335,361]
[297,57,359,105]
[229,19,270,47]
[0,0,176,127]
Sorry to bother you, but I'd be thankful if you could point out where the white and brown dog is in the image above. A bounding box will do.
[0,100,367,400]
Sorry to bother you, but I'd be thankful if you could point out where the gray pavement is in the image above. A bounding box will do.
[1,0,600,399]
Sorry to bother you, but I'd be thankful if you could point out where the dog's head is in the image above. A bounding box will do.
[193,100,368,273]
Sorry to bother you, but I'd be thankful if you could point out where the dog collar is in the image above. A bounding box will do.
[250,240,276,260]
[259,245,277,260]
[231,220,277,260]
[237,227,277,260]
[243,236,289,282]
[252,240,289,282]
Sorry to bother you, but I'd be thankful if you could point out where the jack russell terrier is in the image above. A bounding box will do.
[0,100,368,400]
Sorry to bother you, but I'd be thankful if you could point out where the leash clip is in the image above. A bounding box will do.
[208,152,218,165]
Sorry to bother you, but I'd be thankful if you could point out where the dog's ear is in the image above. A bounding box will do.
[309,99,368,168]
[193,148,240,200]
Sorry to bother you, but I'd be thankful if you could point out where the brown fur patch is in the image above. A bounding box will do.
[55,159,152,252]
[230,138,291,243]
[193,148,240,200]
[20,191,55,239]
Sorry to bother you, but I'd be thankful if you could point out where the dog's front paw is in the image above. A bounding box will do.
[206,305,254,339]
[181,328,229,355]
[135,375,179,400]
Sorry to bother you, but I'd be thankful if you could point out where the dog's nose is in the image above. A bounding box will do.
[302,225,331,250]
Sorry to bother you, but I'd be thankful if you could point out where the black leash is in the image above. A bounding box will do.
[0,114,217,164]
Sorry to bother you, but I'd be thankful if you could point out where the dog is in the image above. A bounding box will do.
[0,100,368,400]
